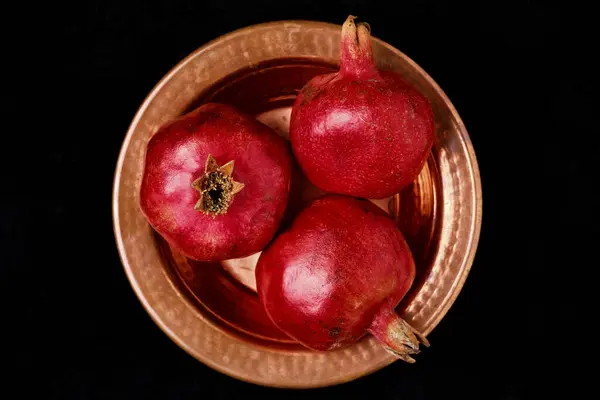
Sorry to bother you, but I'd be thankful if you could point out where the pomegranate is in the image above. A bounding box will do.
[139,103,293,262]
[290,16,435,199]
[256,195,429,362]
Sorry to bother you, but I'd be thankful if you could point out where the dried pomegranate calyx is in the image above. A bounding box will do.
[367,304,430,363]
[191,154,245,216]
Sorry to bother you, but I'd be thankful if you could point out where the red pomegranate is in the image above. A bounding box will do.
[256,195,429,362]
[290,16,435,199]
[139,103,293,262]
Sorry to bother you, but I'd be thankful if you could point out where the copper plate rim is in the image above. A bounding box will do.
[112,19,482,388]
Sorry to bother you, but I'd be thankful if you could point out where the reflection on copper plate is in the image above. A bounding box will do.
[113,20,482,388]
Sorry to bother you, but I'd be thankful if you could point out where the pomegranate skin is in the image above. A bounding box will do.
[255,195,417,352]
[139,103,293,262]
[290,17,435,199]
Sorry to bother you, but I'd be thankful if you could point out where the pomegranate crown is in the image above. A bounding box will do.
[340,15,379,79]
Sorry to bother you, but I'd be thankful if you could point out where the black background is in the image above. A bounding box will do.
[2,1,596,399]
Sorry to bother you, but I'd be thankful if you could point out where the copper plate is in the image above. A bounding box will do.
[112,20,482,388]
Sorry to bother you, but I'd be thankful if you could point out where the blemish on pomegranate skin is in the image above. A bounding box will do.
[313,90,327,102]
[185,109,221,131]
[329,327,342,337]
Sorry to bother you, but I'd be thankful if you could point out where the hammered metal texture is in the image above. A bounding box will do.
[113,21,482,388]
